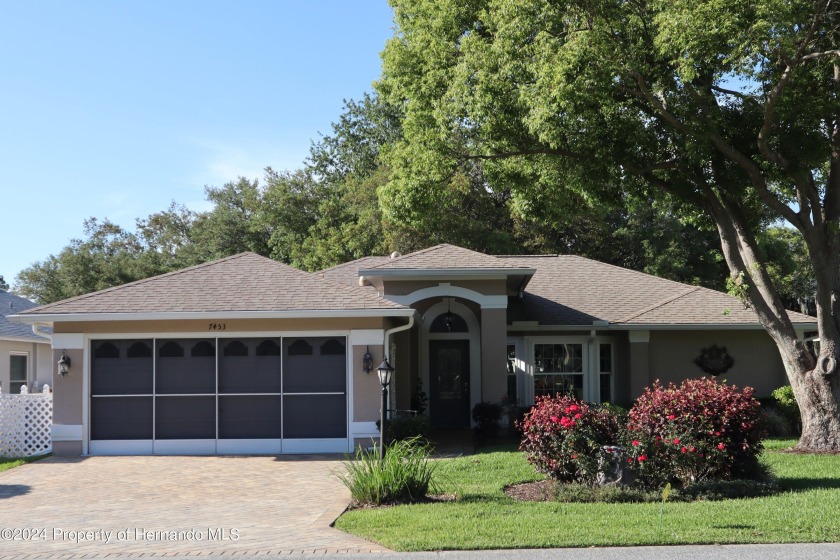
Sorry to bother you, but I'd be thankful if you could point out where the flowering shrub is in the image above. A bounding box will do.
[519,395,621,484]
[624,378,763,489]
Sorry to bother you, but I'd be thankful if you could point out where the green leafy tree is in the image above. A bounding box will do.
[378,0,839,450]
[0,275,9,291]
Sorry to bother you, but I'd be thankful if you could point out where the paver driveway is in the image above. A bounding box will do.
[0,455,387,557]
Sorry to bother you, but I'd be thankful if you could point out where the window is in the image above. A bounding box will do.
[598,343,614,403]
[533,343,583,399]
[9,354,28,394]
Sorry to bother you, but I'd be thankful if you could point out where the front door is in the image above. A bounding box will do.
[429,340,470,427]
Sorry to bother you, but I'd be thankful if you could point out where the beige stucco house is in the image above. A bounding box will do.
[1,290,52,395]
[10,244,816,456]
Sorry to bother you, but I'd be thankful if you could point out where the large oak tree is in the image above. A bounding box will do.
[377,0,840,449]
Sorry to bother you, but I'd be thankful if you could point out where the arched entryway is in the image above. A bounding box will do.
[420,299,481,428]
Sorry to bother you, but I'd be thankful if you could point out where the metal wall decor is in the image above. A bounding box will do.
[693,344,734,376]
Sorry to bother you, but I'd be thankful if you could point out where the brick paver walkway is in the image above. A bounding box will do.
[0,455,387,558]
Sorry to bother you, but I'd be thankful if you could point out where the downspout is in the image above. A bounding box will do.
[383,314,415,413]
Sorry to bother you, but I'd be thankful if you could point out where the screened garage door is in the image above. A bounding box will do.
[89,337,348,455]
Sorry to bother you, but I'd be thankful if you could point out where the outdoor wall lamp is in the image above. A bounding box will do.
[57,350,71,376]
[363,346,374,374]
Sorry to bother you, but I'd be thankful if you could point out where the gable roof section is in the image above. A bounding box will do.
[501,255,815,327]
[368,244,527,271]
[15,253,408,320]
[317,256,391,288]
[0,291,50,341]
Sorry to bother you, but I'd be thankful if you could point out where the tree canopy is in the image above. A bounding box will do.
[377,0,840,449]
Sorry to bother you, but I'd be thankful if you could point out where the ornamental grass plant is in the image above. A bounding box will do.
[340,436,438,506]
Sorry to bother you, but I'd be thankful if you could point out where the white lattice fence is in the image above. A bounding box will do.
[0,393,53,457]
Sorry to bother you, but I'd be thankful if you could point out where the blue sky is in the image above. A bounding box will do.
[0,1,394,287]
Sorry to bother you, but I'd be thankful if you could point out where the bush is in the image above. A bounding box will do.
[340,437,437,506]
[472,402,503,437]
[759,406,794,438]
[772,385,801,434]
[378,415,431,445]
[519,395,622,484]
[625,378,764,489]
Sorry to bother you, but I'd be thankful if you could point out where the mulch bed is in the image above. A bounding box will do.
[504,480,555,502]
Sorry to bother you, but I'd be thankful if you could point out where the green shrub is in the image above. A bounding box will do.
[472,401,503,437]
[625,378,764,489]
[772,385,801,434]
[759,406,794,438]
[340,437,438,506]
[519,395,622,484]
[378,415,431,445]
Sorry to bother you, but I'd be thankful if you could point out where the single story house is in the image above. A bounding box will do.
[10,244,816,456]
[1,290,52,394]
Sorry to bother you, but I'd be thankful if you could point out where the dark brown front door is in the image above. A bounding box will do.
[429,340,470,427]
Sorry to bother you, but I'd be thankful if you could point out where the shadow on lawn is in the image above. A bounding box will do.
[778,477,840,491]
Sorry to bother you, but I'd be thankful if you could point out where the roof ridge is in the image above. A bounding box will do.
[368,244,448,269]
[616,286,702,323]
[316,255,390,275]
[21,252,266,314]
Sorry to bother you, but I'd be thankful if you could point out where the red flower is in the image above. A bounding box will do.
[569,404,580,412]
[571,454,578,459]
[550,416,560,423]
[715,431,721,436]
[667,414,675,420]
[632,440,640,446]
[574,413,582,420]
[638,455,647,462]
[681,447,687,453]
[673,438,680,445]
[717,443,726,450]
[689,447,696,453]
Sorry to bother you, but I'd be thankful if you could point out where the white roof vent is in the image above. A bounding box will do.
[390,251,401,259]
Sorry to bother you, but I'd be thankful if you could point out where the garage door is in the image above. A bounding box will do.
[89,337,348,455]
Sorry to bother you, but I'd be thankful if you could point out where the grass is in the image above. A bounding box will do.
[335,438,840,550]
[0,454,48,473]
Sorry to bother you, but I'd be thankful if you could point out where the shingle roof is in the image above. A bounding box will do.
[317,256,391,288]
[500,255,815,326]
[18,253,407,316]
[367,244,526,270]
[0,291,50,341]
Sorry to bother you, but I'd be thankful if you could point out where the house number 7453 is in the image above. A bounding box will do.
[208,323,227,331]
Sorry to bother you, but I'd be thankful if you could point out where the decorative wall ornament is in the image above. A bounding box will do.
[694,345,735,376]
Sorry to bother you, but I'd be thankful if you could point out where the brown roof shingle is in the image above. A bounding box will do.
[20,253,407,316]
[367,244,526,270]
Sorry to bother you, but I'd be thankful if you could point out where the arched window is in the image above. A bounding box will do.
[158,341,184,358]
[287,339,313,356]
[126,341,152,359]
[223,340,249,357]
[93,342,120,359]
[256,339,281,356]
[430,311,468,333]
[191,341,215,357]
[320,339,345,356]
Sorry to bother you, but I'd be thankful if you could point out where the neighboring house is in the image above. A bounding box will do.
[10,244,816,456]
[0,290,52,394]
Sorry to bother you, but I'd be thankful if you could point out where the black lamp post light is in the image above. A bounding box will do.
[377,357,394,460]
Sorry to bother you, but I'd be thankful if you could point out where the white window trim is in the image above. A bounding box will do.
[526,336,590,401]
[595,337,616,404]
[9,351,30,393]
[523,336,618,404]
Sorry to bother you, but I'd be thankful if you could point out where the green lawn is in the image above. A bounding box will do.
[335,439,840,550]
[0,454,48,473]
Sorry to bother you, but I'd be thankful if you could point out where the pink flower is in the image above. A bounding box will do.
[574,413,582,420]
[673,438,680,445]
[681,447,687,453]
[569,404,580,412]
[550,416,560,423]
[689,447,696,453]
[717,443,726,450]
[638,455,647,462]
[715,431,721,436]
[571,454,578,459]
[632,440,641,446]
[667,414,675,420]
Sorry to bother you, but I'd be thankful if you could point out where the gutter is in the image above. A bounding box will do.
[383,313,415,362]
[31,322,52,341]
